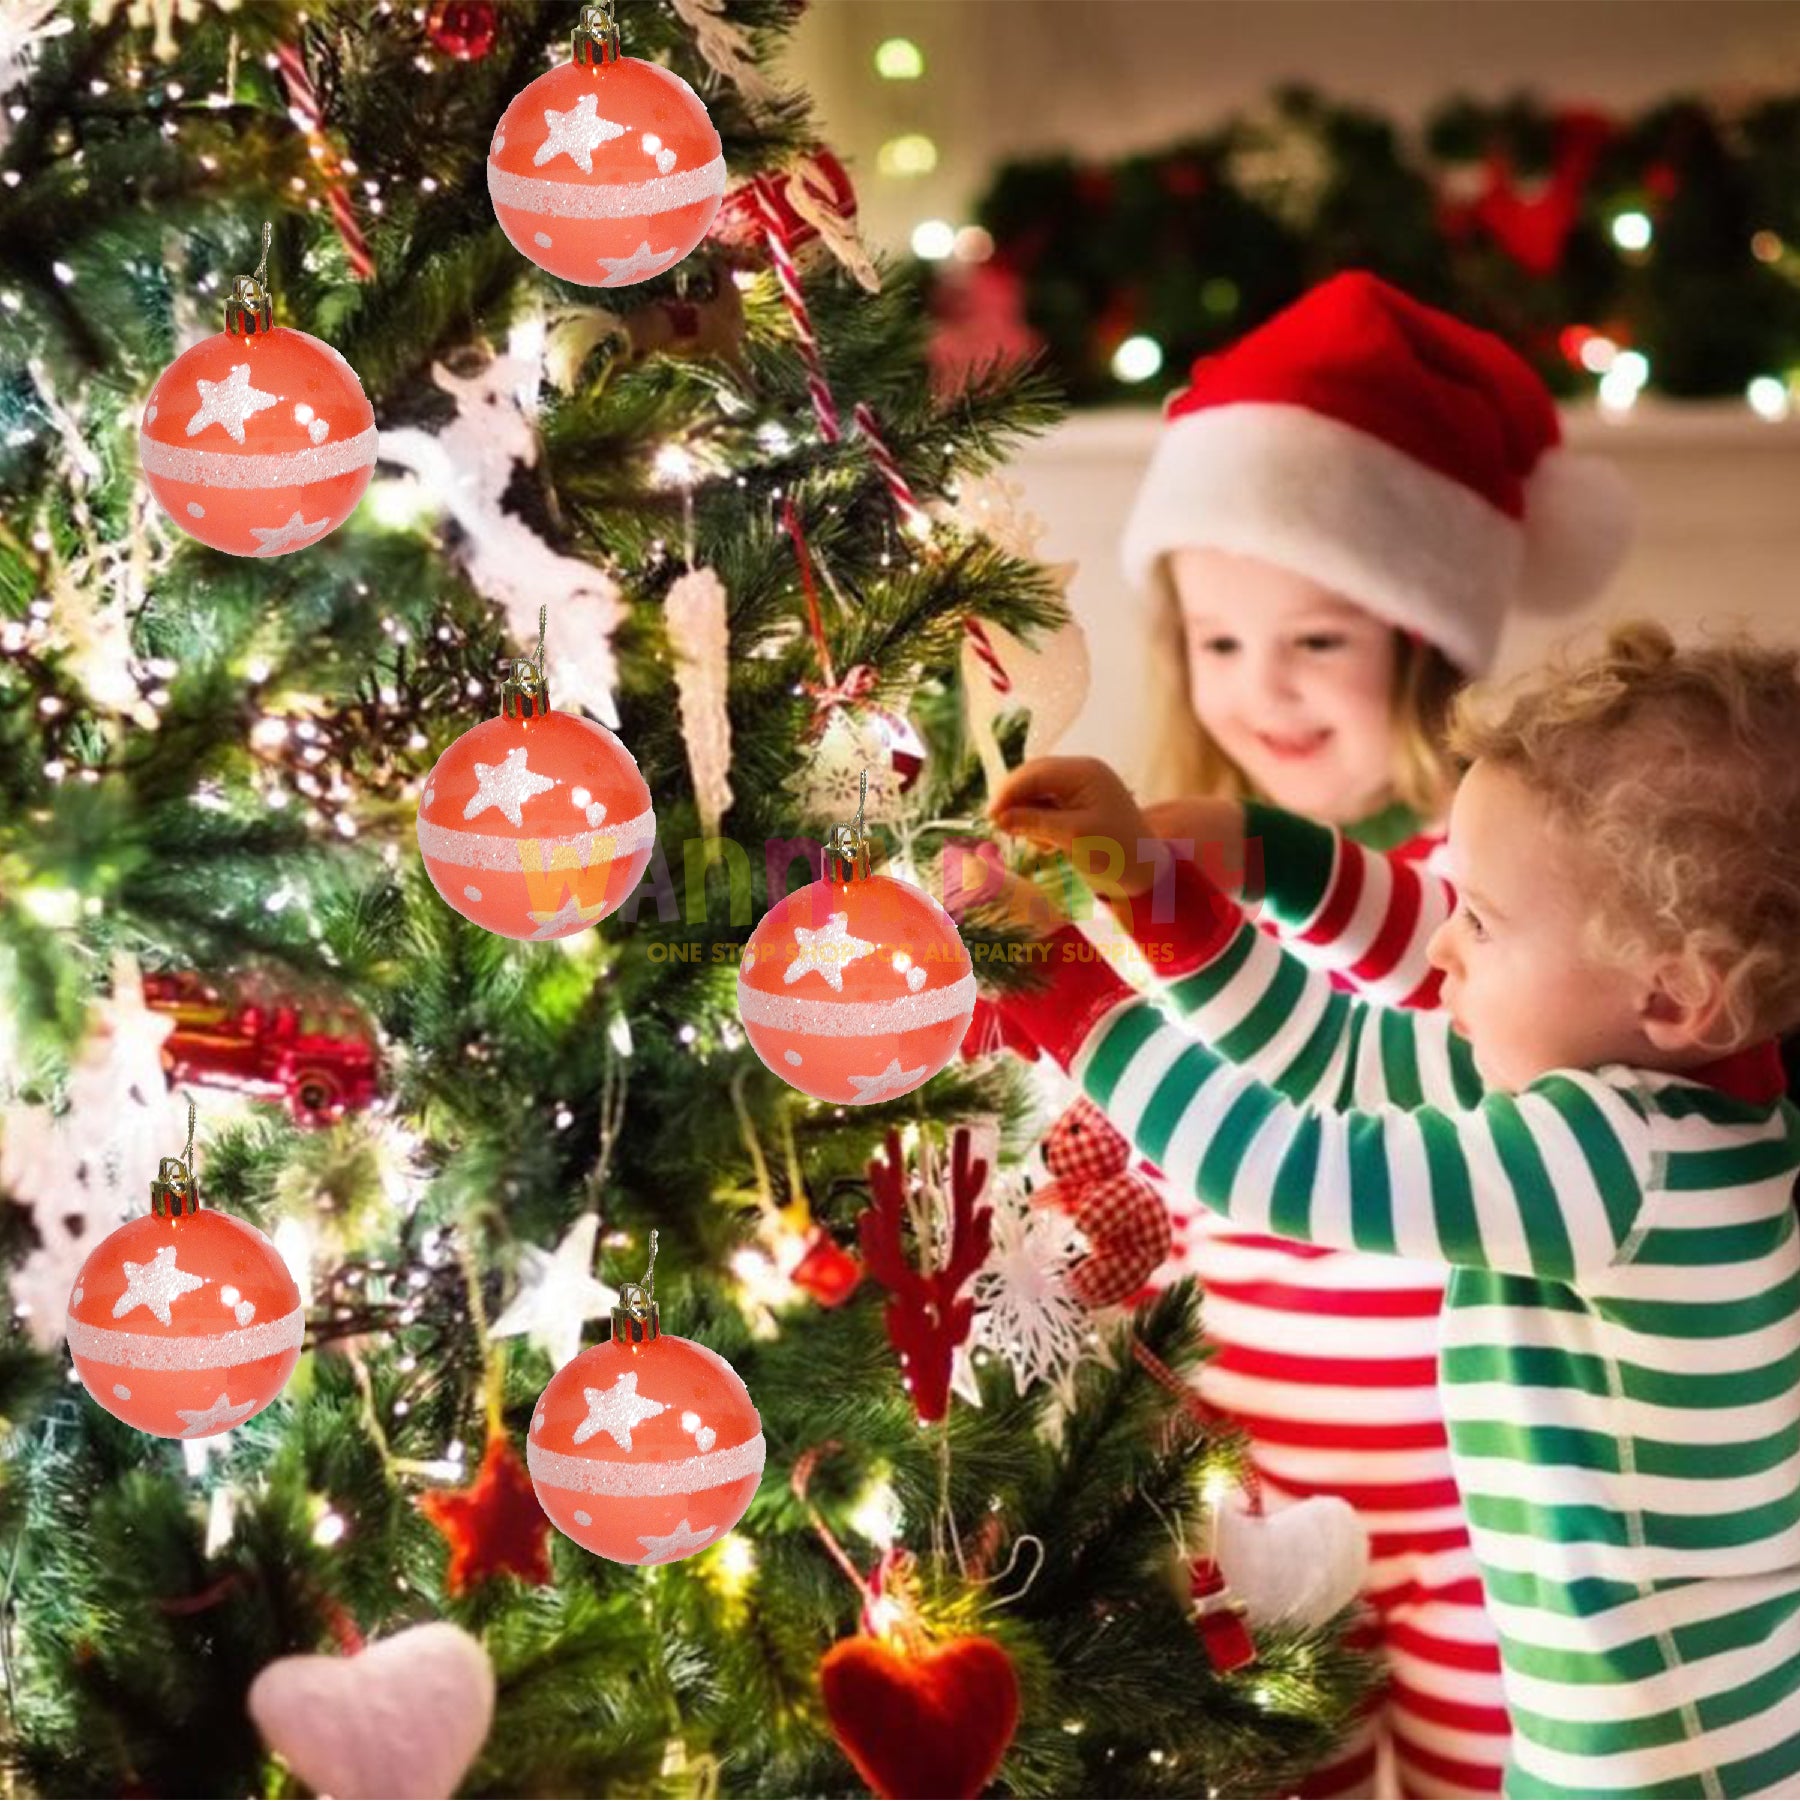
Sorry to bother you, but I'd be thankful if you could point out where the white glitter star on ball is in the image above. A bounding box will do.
[534,92,625,173]
[113,1244,206,1325]
[596,239,683,285]
[489,1212,618,1371]
[847,1057,928,1103]
[249,509,332,557]
[528,891,609,940]
[186,362,278,444]
[573,1371,666,1451]
[464,745,556,827]
[176,1391,258,1438]
[636,1518,716,1563]
[786,912,874,991]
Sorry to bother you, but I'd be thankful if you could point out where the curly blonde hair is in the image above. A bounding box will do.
[1141,575,1464,820]
[1447,620,1800,1047]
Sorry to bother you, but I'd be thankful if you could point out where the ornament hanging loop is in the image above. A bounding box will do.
[573,2,621,66]
[226,221,274,338]
[611,1227,662,1344]
[500,605,551,721]
[151,1095,202,1220]
[827,768,871,884]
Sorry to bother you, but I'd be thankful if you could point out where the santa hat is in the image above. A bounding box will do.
[1121,271,1635,676]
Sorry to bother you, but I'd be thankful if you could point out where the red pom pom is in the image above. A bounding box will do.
[426,0,496,59]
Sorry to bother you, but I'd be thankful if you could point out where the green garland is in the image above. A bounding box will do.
[944,83,1800,408]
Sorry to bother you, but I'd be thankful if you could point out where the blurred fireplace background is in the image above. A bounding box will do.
[786,0,1800,775]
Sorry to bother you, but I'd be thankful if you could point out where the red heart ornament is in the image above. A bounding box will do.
[819,1632,1020,1800]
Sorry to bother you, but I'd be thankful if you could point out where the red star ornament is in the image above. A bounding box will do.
[419,1434,553,1595]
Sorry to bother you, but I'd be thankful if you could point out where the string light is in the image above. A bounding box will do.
[1747,375,1790,421]
[910,219,954,260]
[1111,334,1164,383]
[874,37,924,79]
[878,134,937,178]
[1598,349,1650,414]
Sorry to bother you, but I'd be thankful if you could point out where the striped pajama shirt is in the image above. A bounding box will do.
[1154,804,1508,1798]
[1012,840,1800,1800]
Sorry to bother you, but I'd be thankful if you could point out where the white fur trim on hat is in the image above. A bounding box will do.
[1120,402,1519,675]
[1518,448,1636,616]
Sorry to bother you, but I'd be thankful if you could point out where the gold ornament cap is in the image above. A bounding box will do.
[610,1228,661,1344]
[499,605,550,721]
[150,1096,202,1219]
[226,222,274,338]
[573,2,621,66]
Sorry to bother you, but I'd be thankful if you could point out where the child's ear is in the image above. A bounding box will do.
[1637,954,1734,1056]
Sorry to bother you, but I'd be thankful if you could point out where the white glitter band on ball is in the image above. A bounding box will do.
[487,155,726,220]
[138,425,379,490]
[737,972,976,1037]
[66,1305,305,1371]
[528,1431,765,1496]
[416,807,656,873]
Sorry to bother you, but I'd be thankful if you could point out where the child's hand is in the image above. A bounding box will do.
[1142,796,1251,900]
[964,862,1069,933]
[989,757,1160,898]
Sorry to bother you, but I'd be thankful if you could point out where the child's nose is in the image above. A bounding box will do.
[1251,647,1300,703]
[1425,917,1456,975]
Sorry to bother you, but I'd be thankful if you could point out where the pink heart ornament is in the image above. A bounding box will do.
[248,1621,495,1799]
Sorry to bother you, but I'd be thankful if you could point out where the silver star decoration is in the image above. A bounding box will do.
[596,239,683,285]
[846,1056,928,1104]
[463,745,556,828]
[572,1371,666,1451]
[534,92,625,173]
[113,1244,206,1325]
[489,1212,618,1371]
[249,509,331,557]
[186,362,277,444]
[636,1518,716,1563]
[527,890,609,941]
[176,1391,258,1438]
[785,912,874,992]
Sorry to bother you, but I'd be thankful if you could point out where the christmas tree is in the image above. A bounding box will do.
[0,4,1368,1795]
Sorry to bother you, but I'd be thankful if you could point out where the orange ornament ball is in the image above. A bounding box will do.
[738,871,975,1105]
[417,707,655,941]
[139,326,375,557]
[487,39,724,288]
[527,1331,763,1565]
[66,1208,303,1439]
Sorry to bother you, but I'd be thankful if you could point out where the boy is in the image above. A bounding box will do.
[988,622,1800,1798]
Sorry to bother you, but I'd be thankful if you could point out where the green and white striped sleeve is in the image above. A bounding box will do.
[1007,867,1654,1280]
[1074,990,1652,1279]
[1240,800,1456,1011]
[1112,855,1484,1116]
